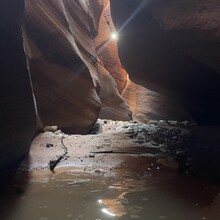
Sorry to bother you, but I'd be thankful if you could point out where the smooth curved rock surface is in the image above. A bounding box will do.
[94,0,128,93]
[122,78,193,123]
[23,0,132,133]
[23,0,196,129]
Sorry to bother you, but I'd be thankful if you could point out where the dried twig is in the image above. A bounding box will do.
[49,137,68,172]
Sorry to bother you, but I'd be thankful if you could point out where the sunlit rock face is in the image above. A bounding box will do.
[122,79,193,123]
[23,0,132,133]
[92,0,190,122]
[0,0,36,171]
[111,0,220,125]
[22,0,195,131]
[94,0,127,93]
[93,0,132,120]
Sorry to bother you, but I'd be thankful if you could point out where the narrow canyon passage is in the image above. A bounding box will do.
[0,0,220,220]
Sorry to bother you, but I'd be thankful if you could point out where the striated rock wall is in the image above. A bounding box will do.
[23,0,197,130]
[93,0,132,120]
[92,0,189,122]
[23,0,132,133]
[94,0,128,93]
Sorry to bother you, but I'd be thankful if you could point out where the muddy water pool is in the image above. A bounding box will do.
[0,169,220,220]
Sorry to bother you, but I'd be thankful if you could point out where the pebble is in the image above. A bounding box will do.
[43,126,58,132]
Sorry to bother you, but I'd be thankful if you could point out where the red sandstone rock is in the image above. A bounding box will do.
[23,0,131,133]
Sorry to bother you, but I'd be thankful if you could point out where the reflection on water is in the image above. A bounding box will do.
[98,177,147,217]
[0,169,220,220]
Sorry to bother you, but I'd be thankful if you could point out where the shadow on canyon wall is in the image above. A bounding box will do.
[111,0,220,125]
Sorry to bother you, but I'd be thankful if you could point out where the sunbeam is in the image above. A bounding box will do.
[117,0,150,33]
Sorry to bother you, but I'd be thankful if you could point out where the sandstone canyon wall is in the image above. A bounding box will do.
[23,0,196,131]
[0,0,36,172]
[23,0,132,134]
[111,0,220,125]
[1,0,134,170]
[92,0,193,123]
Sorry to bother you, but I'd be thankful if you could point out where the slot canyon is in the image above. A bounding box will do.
[0,0,220,219]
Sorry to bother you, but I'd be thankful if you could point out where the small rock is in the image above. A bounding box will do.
[158,120,169,126]
[148,120,159,125]
[54,130,63,135]
[43,126,58,132]
[168,121,178,126]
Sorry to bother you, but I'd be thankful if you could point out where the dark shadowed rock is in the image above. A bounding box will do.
[111,0,220,125]
[0,0,36,171]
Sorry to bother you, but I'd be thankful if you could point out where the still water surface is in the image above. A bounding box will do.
[0,169,220,220]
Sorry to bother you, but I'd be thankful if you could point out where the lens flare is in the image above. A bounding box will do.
[111,32,118,40]
[102,208,116,217]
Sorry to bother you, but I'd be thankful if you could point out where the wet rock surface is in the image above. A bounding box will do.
[19,119,220,181]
